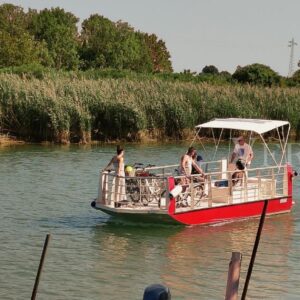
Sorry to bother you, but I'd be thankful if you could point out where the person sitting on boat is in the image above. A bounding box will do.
[191,152,204,175]
[180,147,205,181]
[232,159,246,186]
[230,136,253,167]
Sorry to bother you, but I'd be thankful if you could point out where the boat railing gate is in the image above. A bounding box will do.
[173,164,289,212]
[98,171,170,209]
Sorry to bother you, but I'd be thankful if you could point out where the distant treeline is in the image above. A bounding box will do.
[1,3,300,87]
[1,3,300,143]
[1,73,300,143]
[0,3,172,73]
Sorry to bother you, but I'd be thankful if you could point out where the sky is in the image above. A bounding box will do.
[2,0,300,75]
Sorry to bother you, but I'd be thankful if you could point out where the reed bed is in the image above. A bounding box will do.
[0,73,299,143]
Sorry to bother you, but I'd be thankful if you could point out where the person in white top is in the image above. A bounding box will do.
[180,147,205,177]
[230,136,254,166]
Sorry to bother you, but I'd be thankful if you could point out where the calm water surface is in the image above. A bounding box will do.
[1,143,300,300]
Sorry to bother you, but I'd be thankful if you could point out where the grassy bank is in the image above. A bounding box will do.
[0,73,300,143]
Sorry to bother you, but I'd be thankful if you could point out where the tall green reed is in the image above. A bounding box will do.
[0,74,299,142]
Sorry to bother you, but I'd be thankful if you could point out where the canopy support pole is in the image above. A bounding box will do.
[213,128,223,160]
[210,128,217,161]
[211,128,217,147]
[190,127,201,147]
[259,134,279,167]
[276,127,284,153]
[191,127,209,159]
[228,129,232,161]
[278,124,290,168]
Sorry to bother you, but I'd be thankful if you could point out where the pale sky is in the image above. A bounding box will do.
[2,0,300,75]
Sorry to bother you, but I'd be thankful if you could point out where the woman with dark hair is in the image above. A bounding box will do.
[104,146,126,203]
[104,145,125,176]
[232,159,245,186]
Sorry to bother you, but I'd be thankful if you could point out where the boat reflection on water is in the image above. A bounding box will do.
[163,214,295,299]
[90,222,182,299]
[91,214,295,299]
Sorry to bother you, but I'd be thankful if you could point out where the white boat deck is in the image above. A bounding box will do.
[96,161,288,214]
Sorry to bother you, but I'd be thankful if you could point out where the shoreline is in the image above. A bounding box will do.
[1,130,299,147]
[0,135,25,146]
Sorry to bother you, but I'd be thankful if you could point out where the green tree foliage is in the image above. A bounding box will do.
[232,63,280,87]
[202,65,219,74]
[29,7,79,70]
[0,4,50,67]
[292,69,300,83]
[142,33,173,72]
[0,3,28,30]
[284,69,300,87]
[113,21,153,72]
[0,3,173,73]
[80,15,153,72]
[80,14,116,69]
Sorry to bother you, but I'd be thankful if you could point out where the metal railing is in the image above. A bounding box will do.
[97,171,169,209]
[96,161,288,213]
[174,165,288,212]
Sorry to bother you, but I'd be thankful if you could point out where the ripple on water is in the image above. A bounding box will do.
[1,144,300,299]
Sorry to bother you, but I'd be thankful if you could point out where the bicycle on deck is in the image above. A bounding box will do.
[125,163,167,206]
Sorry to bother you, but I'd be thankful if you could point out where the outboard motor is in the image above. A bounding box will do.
[143,284,171,300]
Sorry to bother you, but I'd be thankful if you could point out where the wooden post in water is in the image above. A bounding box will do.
[31,234,51,300]
[241,200,268,300]
[225,252,242,300]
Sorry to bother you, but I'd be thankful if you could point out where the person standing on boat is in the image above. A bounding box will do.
[103,145,126,204]
[180,147,205,177]
[104,145,125,176]
[230,136,253,167]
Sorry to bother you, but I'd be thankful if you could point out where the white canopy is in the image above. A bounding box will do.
[196,118,289,135]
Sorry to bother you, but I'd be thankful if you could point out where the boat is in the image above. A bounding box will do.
[91,118,298,225]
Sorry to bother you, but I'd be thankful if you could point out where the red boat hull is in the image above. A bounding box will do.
[167,165,294,225]
[168,197,293,226]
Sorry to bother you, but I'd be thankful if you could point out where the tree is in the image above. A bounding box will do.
[112,21,153,72]
[0,3,28,31]
[142,33,173,73]
[202,65,219,74]
[80,14,116,69]
[80,15,153,72]
[0,4,51,67]
[292,69,300,83]
[29,7,79,69]
[232,63,280,86]
[284,69,300,87]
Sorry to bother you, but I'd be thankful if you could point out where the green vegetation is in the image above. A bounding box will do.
[1,3,300,143]
[0,3,172,73]
[232,64,281,87]
[1,73,300,143]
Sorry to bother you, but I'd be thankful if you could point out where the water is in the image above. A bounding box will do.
[1,143,300,299]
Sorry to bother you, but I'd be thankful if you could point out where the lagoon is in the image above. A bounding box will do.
[1,143,300,299]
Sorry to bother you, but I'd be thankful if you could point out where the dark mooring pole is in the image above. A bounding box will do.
[31,234,51,300]
[241,200,268,300]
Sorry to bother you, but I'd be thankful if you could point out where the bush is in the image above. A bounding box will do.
[202,65,219,74]
[232,63,280,87]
